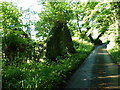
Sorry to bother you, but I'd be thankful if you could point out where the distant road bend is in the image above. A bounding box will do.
[65,44,120,89]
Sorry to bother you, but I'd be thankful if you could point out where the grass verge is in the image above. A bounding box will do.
[107,44,120,64]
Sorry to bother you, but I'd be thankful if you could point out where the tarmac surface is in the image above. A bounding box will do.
[65,44,120,89]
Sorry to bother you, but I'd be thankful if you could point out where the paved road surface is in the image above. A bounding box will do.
[65,44,120,89]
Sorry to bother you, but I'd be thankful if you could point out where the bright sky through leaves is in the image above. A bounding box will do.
[2,0,43,40]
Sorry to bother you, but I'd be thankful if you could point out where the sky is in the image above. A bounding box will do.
[1,0,93,40]
[1,0,111,40]
[2,0,43,40]
[2,0,42,11]
[2,0,43,22]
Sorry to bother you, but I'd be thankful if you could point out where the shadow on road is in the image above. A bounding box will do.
[65,44,120,89]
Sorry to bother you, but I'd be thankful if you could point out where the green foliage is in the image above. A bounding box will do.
[2,40,93,89]
[2,1,119,89]
[35,2,73,39]
[115,36,120,44]
[1,2,23,32]
[1,2,23,61]
[2,30,33,62]
[1,2,38,63]
[46,22,76,61]
[35,1,119,46]
[3,66,24,88]
[108,44,120,64]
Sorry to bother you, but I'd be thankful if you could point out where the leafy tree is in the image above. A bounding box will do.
[71,2,116,45]
[1,2,32,62]
[36,2,75,61]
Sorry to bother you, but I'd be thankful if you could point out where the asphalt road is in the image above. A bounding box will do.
[65,44,120,89]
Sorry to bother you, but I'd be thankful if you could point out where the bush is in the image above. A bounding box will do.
[2,39,94,89]
[3,66,25,88]
[107,44,120,64]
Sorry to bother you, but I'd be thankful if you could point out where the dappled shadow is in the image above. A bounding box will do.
[98,52,109,55]
[90,47,120,88]
[97,75,120,79]
[65,44,120,89]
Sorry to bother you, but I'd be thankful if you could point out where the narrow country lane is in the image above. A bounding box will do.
[65,44,120,89]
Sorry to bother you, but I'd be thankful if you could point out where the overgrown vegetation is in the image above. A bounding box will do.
[108,46,120,64]
[1,0,120,89]
[107,38,120,64]
[2,40,93,89]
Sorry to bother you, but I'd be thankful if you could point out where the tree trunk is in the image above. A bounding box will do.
[46,21,63,61]
[46,21,76,61]
[88,34,103,45]
[88,34,95,43]
[63,23,76,53]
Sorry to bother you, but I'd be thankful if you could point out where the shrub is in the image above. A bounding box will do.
[2,39,93,89]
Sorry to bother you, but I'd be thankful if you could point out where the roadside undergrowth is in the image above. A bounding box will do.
[2,39,94,89]
[107,43,120,64]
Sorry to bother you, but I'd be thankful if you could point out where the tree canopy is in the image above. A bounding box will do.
[2,0,120,89]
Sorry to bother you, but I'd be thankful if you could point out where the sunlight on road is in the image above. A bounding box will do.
[97,75,120,79]
[101,48,107,51]
[93,64,115,66]
[66,44,120,88]
[98,83,112,86]
[104,86,120,89]
[98,52,109,55]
